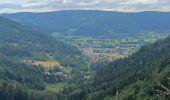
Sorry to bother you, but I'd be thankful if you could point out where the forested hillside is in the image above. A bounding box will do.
[85,36,170,100]
[0,16,84,67]
[0,16,87,100]
[3,11,170,36]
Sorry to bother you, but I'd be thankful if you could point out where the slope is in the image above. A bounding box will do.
[88,36,170,100]
[0,15,85,89]
[0,16,87,100]
[0,16,83,67]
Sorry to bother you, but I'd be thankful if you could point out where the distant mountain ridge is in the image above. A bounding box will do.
[2,10,170,36]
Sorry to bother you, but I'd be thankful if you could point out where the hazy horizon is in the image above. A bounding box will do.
[0,0,170,13]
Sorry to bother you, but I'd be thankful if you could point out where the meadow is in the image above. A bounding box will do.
[27,60,61,68]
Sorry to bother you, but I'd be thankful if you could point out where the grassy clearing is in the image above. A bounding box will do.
[63,67,72,74]
[46,83,65,93]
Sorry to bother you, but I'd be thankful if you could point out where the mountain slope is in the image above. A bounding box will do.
[86,36,170,100]
[0,16,83,66]
[0,16,87,100]
[0,15,84,89]
[2,10,170,36]
[0,16,80,54]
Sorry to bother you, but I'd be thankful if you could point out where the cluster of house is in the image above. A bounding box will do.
[93,48,118,54]
[45,71,68,78]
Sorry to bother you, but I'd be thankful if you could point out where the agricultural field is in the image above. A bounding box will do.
[52,32,169,62]
[26,60,61,68]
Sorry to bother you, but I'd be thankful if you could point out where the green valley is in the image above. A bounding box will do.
[52,32,169,62]
[0,10,169,100]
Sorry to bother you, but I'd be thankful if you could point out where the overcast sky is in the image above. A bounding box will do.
[0,0,170,13]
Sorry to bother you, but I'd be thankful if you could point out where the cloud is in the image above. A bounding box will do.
[0,0,169,13]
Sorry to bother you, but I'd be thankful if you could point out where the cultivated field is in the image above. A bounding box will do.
[27,60,61,68]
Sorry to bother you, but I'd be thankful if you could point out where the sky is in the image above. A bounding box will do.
[0,0,170,13]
